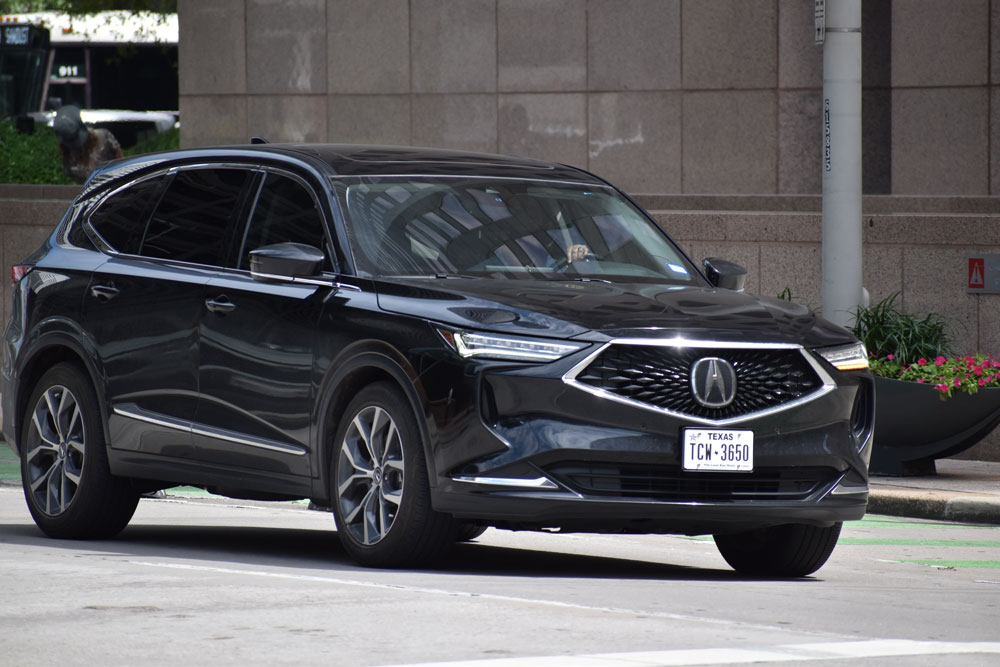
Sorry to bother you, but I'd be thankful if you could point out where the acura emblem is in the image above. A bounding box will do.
[690,357,738,408]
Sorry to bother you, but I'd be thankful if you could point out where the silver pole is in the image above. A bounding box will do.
[821,0,863,328]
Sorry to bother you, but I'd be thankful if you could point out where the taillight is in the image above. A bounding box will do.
[11,265,32,285]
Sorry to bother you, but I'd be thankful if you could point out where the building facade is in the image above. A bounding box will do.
[178,0,999,197]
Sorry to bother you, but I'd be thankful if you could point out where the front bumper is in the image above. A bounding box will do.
[423,343,873,535]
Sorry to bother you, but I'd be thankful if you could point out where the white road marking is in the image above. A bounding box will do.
[376,640,1000,666]
[130,562,1000,666]
[130,560,851,638]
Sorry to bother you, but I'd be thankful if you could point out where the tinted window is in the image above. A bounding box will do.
[341,178,697,284]
[141,168,251,265]
[88,176,165,254]
[238,173,328,270]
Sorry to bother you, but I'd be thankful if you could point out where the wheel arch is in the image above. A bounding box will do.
[12,335,108,455]
[314,341,437,502]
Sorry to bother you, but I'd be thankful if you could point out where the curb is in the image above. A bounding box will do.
[868,488,1000,525]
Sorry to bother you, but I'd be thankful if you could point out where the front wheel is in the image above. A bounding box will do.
[331,382,455,567]
[20,363,139,539]
[713,523,842,578]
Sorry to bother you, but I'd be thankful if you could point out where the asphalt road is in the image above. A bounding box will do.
[1,486,999,667]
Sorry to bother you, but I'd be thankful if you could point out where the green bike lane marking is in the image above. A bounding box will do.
[0,445,18,483]
[839,538,1000,547]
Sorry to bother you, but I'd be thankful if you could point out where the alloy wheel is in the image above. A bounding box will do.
[24,385,86,517]
[336,405,405,546]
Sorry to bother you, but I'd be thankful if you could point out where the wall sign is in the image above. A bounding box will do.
[815,0,826,44]
[968,255,1000,294]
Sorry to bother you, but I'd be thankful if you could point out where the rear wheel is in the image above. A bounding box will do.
[331,382,455,567]
[713,522,842,578]
[456,522,488,542]
[20,363,139,539]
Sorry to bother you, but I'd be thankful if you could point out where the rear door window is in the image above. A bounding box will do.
[141,168,252,266]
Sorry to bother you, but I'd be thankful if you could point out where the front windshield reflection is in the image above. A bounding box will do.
[336,177,698,285]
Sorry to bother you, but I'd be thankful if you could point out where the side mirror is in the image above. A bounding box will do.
[249,242,325,282]
[702,257,747,292]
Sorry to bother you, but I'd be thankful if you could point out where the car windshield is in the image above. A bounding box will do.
[336,177,700,284]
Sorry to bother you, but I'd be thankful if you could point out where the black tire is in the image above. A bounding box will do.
[331,382,455,567]
[456,522,488,542]
[713,522,842,578]
[20,363,139,539]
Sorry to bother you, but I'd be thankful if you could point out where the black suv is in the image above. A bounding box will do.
[2,144,873,576]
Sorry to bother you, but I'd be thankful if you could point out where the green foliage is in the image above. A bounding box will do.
[124,126,178,156]
[850,293,952,367]
[0,121,72,184]
[2,1,176,12]
[0,121,178,184]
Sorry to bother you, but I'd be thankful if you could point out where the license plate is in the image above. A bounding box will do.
[682,429,754,472]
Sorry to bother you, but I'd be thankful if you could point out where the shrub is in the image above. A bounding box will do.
[124,127,179,156]
[0,121,73,185]
[850,293,951,367]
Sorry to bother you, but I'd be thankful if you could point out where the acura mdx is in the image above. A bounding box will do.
[1,144,873,576]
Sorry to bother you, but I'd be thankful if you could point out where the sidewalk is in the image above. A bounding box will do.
[868,459,1000,525]
[1,446,998,525]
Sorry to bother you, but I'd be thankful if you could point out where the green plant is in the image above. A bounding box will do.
[0,122,73,185]
[850,293,951,367]
[851,294,1000,399]
[871,354,1000,399]
[124,127,179,157]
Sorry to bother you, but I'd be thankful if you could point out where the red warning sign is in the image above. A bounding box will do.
[969,257,985,289]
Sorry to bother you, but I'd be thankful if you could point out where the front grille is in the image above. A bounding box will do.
[545,462,836,502]
[573,345,823,420]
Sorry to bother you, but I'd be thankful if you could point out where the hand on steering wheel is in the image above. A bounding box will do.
[553,244,597,271]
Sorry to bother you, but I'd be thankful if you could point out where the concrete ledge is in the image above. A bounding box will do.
[0,184,79,200]
[633,193,1000,214]
[651,210,1000,246]
[867,488,1000,525]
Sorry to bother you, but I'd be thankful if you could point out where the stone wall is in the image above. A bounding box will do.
[177,0,1000,197]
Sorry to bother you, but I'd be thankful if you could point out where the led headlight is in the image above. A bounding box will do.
[440,330,586,362]
[816,342,869,371]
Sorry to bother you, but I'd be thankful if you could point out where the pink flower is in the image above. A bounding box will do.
[980,379,987,387]
[917,378,925,383]
[974,367,983,376]
[936,384,949,393]
[918,358,927,366]
[887,354,894,360]
[953,377,961,387]
[934,356,945,366]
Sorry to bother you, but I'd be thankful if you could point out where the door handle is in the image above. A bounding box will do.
[89,284,119,301]
[205,296,237,314]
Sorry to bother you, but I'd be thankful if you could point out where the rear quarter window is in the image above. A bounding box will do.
[88,176,166,255]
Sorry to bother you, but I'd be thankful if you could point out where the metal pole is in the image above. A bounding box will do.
[821,0,863,328]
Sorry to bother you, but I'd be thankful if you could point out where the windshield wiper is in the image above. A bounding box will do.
[558,277,613,284]
[385,273,478,280]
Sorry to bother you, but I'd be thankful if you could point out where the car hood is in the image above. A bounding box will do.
[374,278,855,348]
